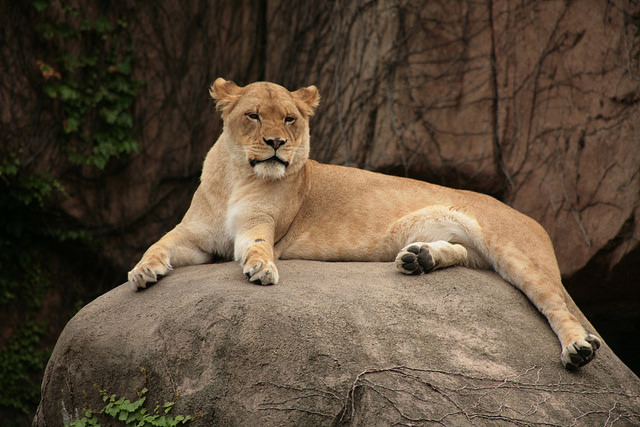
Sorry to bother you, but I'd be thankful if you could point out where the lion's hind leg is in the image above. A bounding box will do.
[390,205,601,369]
[391,206,489,275]
[489,227,602,369]
[502,261,602,369]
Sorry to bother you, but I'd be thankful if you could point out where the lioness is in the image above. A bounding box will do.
[129,78,600,370]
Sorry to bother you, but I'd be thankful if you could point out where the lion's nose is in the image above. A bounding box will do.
[263,137,286,150]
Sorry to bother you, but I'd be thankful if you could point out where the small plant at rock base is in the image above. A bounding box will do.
[66,385,193,427]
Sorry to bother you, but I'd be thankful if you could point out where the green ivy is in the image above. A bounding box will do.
[0,147,64,208]
[0,153,56,308]
[0,1,145,424]
[0,147,60,425]
[35,0,144,169]
[0,322,51,418]
[67,386,194,427]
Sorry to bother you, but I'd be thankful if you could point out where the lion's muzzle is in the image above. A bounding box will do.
[249,156,289,168]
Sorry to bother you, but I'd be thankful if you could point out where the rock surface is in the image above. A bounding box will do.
[35,261,640,426]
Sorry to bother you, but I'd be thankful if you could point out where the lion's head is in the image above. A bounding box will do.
[210,78,320,180]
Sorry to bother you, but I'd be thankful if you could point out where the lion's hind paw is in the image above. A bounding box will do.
[395,243,435,275]
[561,334,601,370]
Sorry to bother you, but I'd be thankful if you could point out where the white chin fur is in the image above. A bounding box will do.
[253,162,287,180]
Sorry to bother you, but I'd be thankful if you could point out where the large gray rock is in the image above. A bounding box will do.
[35,262,640,426]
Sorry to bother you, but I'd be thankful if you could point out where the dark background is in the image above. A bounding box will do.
[1,1,639,425]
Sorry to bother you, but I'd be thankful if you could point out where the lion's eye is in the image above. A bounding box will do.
[284,116,296,124]
[246,113,260,121]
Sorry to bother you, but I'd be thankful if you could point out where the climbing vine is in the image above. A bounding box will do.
[34,0,144,169]
[0,322,50,419]
[0,1,144,424]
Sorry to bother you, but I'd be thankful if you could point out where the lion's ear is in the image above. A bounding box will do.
[210,78,242,114]
[292,85,320,117]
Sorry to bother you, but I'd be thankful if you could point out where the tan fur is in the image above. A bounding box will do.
[128,79,601,370]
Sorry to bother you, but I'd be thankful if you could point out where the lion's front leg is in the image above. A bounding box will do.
[128,242,173,290]
[128,224,210,290]
[241,241,279,285]
[234,226,279,285]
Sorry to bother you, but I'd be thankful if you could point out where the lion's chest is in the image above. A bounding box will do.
[224,185,300,243]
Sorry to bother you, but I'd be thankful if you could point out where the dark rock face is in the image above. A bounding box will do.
[5,1,637,281]
[35,262,640,426]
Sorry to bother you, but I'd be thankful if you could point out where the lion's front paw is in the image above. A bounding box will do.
[128,255,172,291]
[243,259,279,285]
[395,243,435,275]
[561,334,601,370]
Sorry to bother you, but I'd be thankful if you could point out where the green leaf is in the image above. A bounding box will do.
[93,16,114,33]
[0,151,20,177]
[58,85,79,101]
[115,60,132,75]
[100,108,119,124]
[33,0,49,12]
[43,84,59,98]
[64,117,80,133]
[61,53,80,71]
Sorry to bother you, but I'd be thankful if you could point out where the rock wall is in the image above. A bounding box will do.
[265,0,640,277]
[3,1,636,278]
